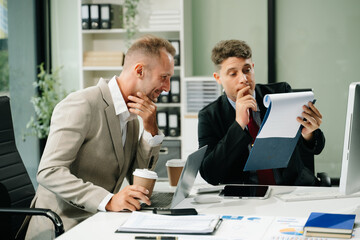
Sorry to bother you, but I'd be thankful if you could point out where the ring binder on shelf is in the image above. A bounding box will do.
[170,76,180,103]
[168,108,180,137]
[81,4,90,29]
[158,91,170,103]
[99,4,111,29]
[157,109,168,136]
[90,4,100,29]
[99,4,124,29]
[169,40,180,66]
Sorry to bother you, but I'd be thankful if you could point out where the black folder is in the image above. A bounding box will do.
[81,4,90,29]
[99,4,124,29]
[157,109,168,136]
[158,91,170,103]
[170,76,180,103]
[90,4,100,29]
[99,4,111,29]
[169,40,180,66]
[168,108,180,137]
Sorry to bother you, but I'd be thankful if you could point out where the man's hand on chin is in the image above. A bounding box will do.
[235,86,257,129]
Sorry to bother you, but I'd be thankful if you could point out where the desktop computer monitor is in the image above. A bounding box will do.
[339,82,360,195]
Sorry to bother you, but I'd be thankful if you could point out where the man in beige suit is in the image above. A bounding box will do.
[25,35,175,239]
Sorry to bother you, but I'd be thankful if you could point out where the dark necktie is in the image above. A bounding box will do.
[248,110,276,185]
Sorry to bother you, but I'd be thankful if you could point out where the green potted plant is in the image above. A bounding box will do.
[0,50,9,93]
[124,0,140,46]
[25,63,67,151]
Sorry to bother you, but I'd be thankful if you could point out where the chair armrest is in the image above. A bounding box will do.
[0,208,64,237]
[316,172,332,187]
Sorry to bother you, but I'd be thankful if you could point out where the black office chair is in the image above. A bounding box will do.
[0,96,64,239]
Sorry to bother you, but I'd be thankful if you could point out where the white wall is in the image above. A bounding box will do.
[189,0,268,84]
[51,0,82,92]
[276,0,360,178]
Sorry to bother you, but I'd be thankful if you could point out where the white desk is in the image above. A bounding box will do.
[56,183,360,240]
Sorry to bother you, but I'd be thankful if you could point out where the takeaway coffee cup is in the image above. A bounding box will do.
[166,159,186,187]
[132,169,158,197]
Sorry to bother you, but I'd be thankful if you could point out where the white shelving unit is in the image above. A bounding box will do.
[79,0,184,157]
[80,30,181,88]
[51,0,220,159]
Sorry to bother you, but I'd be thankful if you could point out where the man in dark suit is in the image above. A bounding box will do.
[198,39,325,186]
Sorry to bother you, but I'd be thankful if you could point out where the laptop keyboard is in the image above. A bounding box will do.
[141,191,174,209]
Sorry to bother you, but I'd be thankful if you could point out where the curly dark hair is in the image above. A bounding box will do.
[211,40,252,69]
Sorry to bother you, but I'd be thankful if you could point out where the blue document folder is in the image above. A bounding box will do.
[244,130,302,171]
[243,92,314,171]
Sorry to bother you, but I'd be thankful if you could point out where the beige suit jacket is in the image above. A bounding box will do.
[25,78,160,239]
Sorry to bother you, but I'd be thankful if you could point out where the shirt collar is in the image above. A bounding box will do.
[108,76,137,121]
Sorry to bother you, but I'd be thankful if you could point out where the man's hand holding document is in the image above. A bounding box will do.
[244,91,314,171]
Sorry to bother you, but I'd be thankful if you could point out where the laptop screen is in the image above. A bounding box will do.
[170,145,208,208]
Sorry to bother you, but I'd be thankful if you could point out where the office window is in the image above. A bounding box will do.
[7,0,40,188]
[0,0,8,95]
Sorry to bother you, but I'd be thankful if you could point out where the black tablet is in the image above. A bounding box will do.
[219,185,271,199]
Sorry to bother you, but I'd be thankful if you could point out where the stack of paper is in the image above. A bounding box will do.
[148,10,180,30]
[83,51,124,67]
[116,212,221,234]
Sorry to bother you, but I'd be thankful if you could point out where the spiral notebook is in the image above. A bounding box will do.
[116,211,222,234]
[244,91,314,171]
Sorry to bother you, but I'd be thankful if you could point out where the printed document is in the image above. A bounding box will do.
[258,91,314,138]
[116,211,221,234]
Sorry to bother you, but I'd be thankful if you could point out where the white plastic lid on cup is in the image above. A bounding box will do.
[166,159,186,167]
[133,168,158,179]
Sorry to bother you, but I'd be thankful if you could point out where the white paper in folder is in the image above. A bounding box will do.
[244,91,315,171]
[116,211,221,234]
[257,91,314,139]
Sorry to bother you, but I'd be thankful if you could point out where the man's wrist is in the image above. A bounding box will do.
[98,193,114,212]
[143,129,164,146]
[236,117,247,130]
[302,132,314,142]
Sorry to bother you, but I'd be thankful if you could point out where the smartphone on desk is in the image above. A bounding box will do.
[153,208,198,215]
[219,185,271,199]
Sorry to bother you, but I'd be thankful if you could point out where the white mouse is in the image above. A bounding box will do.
[194,195,223,204]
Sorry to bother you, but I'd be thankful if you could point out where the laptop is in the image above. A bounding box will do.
[142,145,208,209]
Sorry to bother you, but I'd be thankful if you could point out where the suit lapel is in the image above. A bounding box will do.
[98,79,125,171]
[255,85,267,121]
[221,94,236,132]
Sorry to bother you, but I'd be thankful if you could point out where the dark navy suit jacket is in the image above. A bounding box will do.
[198,82,325,185]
